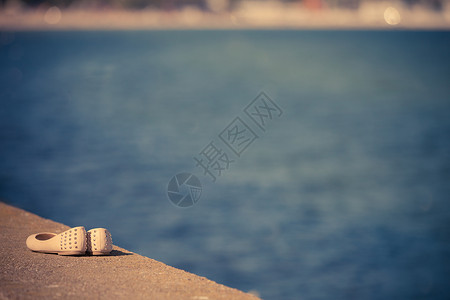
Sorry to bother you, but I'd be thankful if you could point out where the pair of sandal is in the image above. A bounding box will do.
[26,226,113,256]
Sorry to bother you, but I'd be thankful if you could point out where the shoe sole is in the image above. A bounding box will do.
[58,251,86,255]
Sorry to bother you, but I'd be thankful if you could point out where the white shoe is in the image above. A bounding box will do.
[86,228,113,255]
[26,226,87,255]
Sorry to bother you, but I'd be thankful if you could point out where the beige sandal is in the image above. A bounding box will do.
[26,226,87,255]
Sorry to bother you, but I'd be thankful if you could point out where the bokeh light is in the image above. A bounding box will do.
[44,6,62,25]
[384,6,401,26]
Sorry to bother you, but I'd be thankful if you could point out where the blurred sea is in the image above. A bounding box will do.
[1,30,450,300]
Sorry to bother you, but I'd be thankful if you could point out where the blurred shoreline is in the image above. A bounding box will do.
[2,2,450,30]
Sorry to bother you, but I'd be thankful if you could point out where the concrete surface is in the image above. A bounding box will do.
[0,201,261,300]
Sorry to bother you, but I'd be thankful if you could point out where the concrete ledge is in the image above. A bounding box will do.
[0,202,260,300]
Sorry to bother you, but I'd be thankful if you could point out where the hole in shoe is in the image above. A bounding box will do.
[35,233,56,241]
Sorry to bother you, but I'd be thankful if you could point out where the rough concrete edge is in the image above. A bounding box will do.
[0,201,262,300]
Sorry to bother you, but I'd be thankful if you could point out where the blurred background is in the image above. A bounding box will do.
[1,0,450,29]
[1,1,450,300]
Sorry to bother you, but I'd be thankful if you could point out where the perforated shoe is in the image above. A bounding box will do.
[26,226,87,255]
[86,228,113,255]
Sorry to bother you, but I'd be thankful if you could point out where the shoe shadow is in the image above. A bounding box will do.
[32,250,133,257]
[84,249,133,257]
[109,249,133,256]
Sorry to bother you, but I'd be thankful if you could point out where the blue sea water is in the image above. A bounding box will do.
[1,30,450,300]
